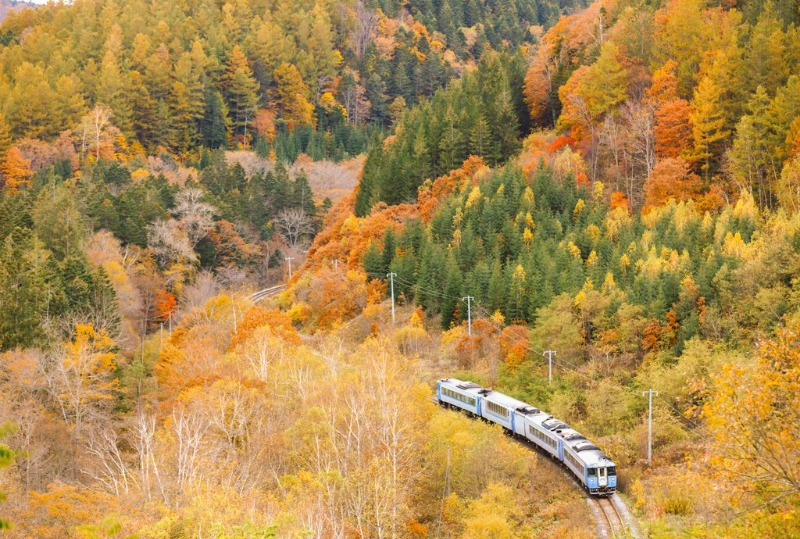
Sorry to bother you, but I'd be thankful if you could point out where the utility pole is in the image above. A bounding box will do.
[544,350,556,385]
[461,296,474,335]
[387,272,397,324]
[643,389,659,465]
[285,257,294,279]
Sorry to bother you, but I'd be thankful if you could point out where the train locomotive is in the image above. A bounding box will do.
[436,377,617,496]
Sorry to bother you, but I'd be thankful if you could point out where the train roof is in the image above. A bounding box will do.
[439,378,485,393]
[579,449,615,467]
[482,390,541,415]
[558,427,615,467]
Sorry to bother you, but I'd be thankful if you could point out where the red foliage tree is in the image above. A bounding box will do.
[153,289,177,323]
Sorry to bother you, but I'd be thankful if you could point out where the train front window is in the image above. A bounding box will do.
[588,468,597,477]
[608,466,616,476]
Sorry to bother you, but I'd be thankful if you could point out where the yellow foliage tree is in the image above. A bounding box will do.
[460,484,526,538]
[52,324,119,438]
[706,321,800,505]
[274,63,315,131]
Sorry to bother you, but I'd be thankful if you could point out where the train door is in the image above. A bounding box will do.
[598,467,608,488]
[476,396,482,417]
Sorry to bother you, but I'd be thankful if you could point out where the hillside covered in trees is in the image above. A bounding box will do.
[1,0,800,537]
[297,0,800,535]
[0,0,574,162]
[357,0,800,214]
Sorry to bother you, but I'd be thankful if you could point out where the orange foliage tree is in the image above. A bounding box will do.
[499,325,530,369]
[230,305,300,348]
[647,61,693,159]
[642,157,702,211]
[253,109,276,143]
[0,146,33,191]
[609,191,631,212]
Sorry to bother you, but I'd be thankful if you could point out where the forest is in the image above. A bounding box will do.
[1,0,800,537]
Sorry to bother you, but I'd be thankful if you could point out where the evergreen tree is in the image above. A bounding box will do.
[363,241,385,277]
[129,71,157,148]
[201,88,230,149]
[0,114,11,160]
[274,63,315,131]
[691,76,730,178]
[224,46,260,144]
[0,230,58,349]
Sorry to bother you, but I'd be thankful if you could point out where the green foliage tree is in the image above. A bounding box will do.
[224,46,261,145]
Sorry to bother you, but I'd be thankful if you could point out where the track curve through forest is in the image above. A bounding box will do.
[437,401,641,538]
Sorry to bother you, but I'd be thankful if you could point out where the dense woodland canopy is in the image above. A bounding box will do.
[1,0,800,537]
[0,0,571,161]
[358,0,800,213]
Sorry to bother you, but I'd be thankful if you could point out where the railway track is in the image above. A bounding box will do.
[593,495,629,538]
[248,284,287,303]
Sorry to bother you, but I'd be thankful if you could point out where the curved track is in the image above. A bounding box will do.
[593,495,627,538]
[248,284,287,303]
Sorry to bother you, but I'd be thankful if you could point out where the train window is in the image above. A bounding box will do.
[607,466,616,476]
[487,401,509,418]
[588,468,597,477]
[443,388,477,406]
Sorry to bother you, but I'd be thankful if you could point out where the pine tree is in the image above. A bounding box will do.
[32,183,86,261]
[168,81,197,155]
[97,49,132,135]
[382,228,397,271]
[363,241,385,277]
[7,62,56,139]
[52,75,87,133]
[438,106,466,171]
[129,71,157,149]
[487,257,506,313]
[742,3,789,97]
[152,99,173,149]
[224,46,260,144]
[144,43,173,102]
[441,254,464,329]
[469,113,491,158]
[201,88,230,149]
[274,63,315,131]
[0,114,10,160]
[690,76,730,178]
[0,230,57,349]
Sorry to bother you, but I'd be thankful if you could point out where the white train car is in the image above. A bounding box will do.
[521,413,562,459]
[436,378,484,416]
[436,377,617,496]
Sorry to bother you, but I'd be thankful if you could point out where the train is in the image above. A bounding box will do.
[436,377,617,496]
